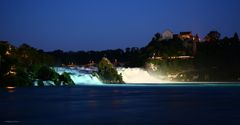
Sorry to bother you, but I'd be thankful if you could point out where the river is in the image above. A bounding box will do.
[1,84,240,125]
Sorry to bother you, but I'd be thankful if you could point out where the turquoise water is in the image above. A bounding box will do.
[1,83,240,125]
[88,82,240,87]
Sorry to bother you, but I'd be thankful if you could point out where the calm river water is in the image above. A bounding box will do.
[1,83,240,125]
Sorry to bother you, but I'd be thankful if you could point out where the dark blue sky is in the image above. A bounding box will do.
[0,0,240,51]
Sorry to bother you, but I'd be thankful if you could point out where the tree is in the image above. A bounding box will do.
[154,32,162,40]
[205,31,221,42]
[36,66,59,83]
[233,32,239,42]
[97,57,124,84]
[59,72,75,86]
[0,42,18,86]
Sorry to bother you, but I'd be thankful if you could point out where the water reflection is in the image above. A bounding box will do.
[6,86,16,93]
[4,120,21,124]
[1,85,240,125]
[87,100,98,108]
[111,99,126,108]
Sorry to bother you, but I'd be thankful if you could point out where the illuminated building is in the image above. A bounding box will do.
[162,29,173,40]
[179,32,193,40]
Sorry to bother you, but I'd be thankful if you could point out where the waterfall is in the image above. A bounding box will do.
[54,67,103,85]
[53,67,169,85]
[117,68,168,83]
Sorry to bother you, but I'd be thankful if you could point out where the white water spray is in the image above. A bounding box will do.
[53,67,170,85]
[54,67,103,85]
[117,68,169,83]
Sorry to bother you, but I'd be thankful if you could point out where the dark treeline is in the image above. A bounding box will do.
[0,42,75,87]
[48,47,145,67]
[48,31,240,67]
[194,32,240,81]
[0,42,52,87]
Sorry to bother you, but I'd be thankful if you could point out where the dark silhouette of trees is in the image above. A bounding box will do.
[48,47,144,67]
[0,42,18,87]
[233,32,239,42]
[145,33,190,57]
[154,32,162,40]
[205,31,221,42]
[195,32,240,81]
[0,42,56,87]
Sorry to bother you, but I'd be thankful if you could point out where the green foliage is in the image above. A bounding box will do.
[12,67,33,87]
[0,67,33,87]
[36,66,60,85]
[0,42,69,87]
[17,44,53,72]
[145,31,240,81]
[147,59,194,75]
[97,57,124,84]
[36,66,75,86]
[59,72,75,86]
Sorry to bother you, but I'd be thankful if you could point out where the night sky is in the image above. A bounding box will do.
[0,0,240,51]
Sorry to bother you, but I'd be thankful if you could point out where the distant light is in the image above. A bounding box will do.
[6,86,16,93]
[6,86,16,89]
[5,51,11,55]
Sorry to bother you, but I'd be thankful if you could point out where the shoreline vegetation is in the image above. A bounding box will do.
[1,30,240,87]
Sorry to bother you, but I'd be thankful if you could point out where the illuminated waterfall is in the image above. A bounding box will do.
[117,68,169,83]
[54,67,103,85]
[53,67,169,85]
